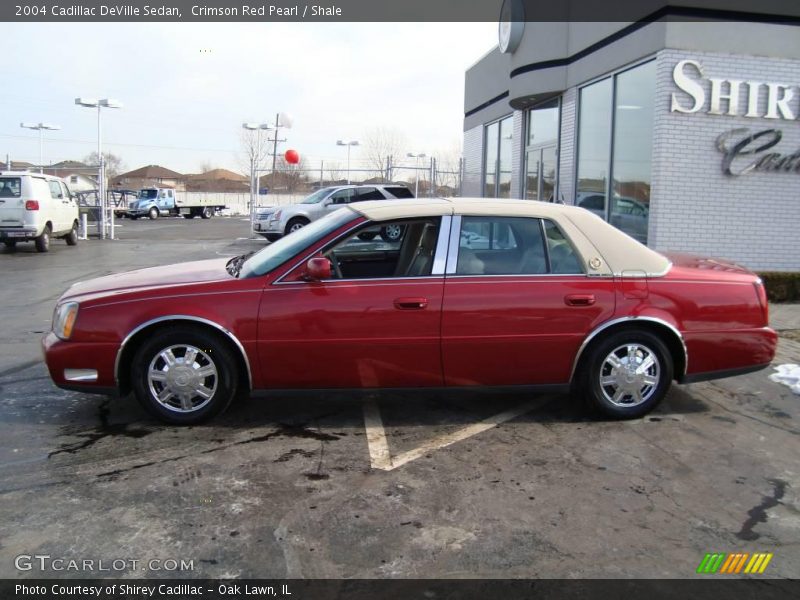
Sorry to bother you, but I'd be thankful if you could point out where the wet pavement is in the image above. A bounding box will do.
[0,216,798,579]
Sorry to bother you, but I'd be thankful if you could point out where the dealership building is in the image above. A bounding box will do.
[462,12,800,271]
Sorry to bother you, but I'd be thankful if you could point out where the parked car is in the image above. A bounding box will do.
[43,198,776,424]
[0,171,79,252]
[253,184,414,242]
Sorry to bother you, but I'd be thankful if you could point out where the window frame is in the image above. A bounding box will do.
[274,215,452,284]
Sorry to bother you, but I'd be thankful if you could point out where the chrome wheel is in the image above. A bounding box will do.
[147,344,218,413]
[598,343,660,407]
[288,221,306,232]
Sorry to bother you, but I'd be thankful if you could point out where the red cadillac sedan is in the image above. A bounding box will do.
[43,198,777,424]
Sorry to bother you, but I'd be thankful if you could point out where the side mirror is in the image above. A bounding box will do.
[304,257,331,281]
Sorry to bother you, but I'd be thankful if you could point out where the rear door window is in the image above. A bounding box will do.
[456,216,547,275]
[0,177,21,198]
[543,220,583,274]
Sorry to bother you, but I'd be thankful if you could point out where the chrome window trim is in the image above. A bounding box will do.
[431,215,451,276]
[445,215,462,274]
[114,315,253,390]
[270,277,445,287]
[569,316,688,382]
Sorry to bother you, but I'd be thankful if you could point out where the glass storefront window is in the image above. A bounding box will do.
[575,60,655,244]
[525,99,560,202]
[576,78,613,218]
[483,115,513,198]
[528,99,559,147]
[610,61,655,244]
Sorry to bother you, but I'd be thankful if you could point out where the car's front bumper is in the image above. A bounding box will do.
[42,332,119,394]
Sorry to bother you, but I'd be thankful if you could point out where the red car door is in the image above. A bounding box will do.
[256,217,448,389]
[441,216,615,386]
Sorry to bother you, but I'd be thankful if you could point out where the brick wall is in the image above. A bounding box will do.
[651,49,800,271]
[462,125,483,197]
[558,87,578,204]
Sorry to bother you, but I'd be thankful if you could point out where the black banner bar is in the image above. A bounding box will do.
[2,579,799,600]
[2,0,800,23]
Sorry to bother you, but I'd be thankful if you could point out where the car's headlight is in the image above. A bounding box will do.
[273,210,282,220]
[53,302,79,340]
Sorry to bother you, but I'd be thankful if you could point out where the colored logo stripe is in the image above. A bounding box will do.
[697,552,773,574]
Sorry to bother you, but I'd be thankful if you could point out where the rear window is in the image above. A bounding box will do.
[0,177,21,198]
[385,186,414,199]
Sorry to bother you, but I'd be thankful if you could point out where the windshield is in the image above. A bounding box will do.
[301,187,336,204]
[138,189,158,199]
[239,208,356,278]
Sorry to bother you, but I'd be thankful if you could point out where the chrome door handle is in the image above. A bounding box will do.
[394,297,428,310]
[564,294,595,306]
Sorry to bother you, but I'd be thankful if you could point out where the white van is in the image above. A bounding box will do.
[0,171,80,252]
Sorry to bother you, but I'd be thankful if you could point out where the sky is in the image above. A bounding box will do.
[0,22,497,175]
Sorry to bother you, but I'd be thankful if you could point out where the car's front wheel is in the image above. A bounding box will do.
[579,328,672,419]
[285,218,309,235]
[131,327,238,424]
[148,207,159,220]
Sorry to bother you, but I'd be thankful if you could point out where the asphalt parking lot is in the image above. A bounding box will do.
[0,215,798,579]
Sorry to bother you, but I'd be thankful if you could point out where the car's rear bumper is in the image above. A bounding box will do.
[0,227,39,240]
[42,332,119,394]
[681,326,778,382]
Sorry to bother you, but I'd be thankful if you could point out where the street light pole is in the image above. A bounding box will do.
[20,122,61,173]
[337,140,359,184]
[75,98,122,240]
[407,152,427,198]
[242,122,272,234]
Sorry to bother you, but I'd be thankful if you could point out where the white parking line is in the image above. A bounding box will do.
[362,397,548,471]
[363,399,393,470]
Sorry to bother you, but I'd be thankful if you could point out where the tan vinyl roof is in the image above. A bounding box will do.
[348,197,670,277]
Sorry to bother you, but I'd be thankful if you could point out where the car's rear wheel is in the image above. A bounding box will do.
[579,328,672,419]
[201,207,213,219]
[131,327,238,424]
[380,224,404,242]
[285,218,309,235]
[148,207,159,220]
[35,225,51,253]
[65,221,79,246]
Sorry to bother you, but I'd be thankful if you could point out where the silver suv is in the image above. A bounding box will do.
[254,184,414,242]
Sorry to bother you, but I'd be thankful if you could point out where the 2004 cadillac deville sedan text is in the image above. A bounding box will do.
[43,199,777,424]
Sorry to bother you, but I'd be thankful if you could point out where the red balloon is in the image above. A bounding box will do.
[284,149,300,164]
